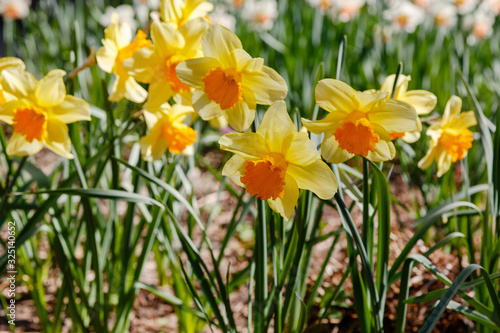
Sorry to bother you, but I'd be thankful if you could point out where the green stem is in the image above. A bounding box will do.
[362,158,372,264]
[254,198,268,333]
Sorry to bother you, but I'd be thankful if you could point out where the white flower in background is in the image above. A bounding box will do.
[134,0,161,24]
[241,0,278,31]
[383,1,425,33]
[453,0,478,15]
[328,0,365,22]
[431,2,457,28]
[463,10,495,44]
[306,0,334,14]
[100,5,137,32]
[480,0,500,15]
[209,7,237,31]
[412,0,431,11]
[226,0,246,9]
[0,0,31,20]
[374,24,394,44]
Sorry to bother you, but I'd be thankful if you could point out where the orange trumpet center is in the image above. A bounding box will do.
[161,118,197,154]
[116,30,151,76]
[241,153,288,201]
[202,67,243,110]
[439,128,473,162]
[334,111,380,156]
[12,106,47,143]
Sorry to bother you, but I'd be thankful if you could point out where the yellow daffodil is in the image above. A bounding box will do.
[96,14,151,103]
[302,79,417,163]
[378,74,437,143]
[176,24,288,132]
[219,101,337,219]
[0,57,25,105]
[161,0,214,30]
[124,18,208,111]
[0,67,90,158]
[140,101,197,160]
[418,96,476,177]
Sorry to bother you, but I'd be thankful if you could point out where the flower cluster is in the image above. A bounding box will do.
[1,0,480,221]
[0,58,90,158]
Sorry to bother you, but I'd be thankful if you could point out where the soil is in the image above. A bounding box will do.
[0,150,474,333]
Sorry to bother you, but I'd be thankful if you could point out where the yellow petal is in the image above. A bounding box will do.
[436,149,452,177]
[418,142,438,170]
[143,77,174,111]
[176,57,221,90]
[287,160,337,199]
[96,40,118,73]
[140,123,168,161]
[221,154,246,187]
[379,74,410,98]
[185,0,214,21]
[219,132,269,159]
[151,21,185,58]
[285,132,320,165]
[1,67,36,98]
[402,129,421,143]
[401,90,437,115]
[226,100,255,132]
[242,65,287,105]
[192,90,224,119]
[117,76,148,103]
[0,100,24,124]
[355,90,387,110]
[0,57,25,71]
[453,111,477,129]
[301,110,349,134]
[256,101,295,152]
[315,79,357,112]
[51,95,91,124]
[321,133,354,163]
[268,174,299,220]
[368,99,417,133]
[202,24,242,66]
[442,95,462,124]
[44,118,73,158]
[36,69,67,107]
[123,45,159,83]
[178,18,209,53]
[6,132,43,156]
[233,49,264,73]
[365,140,396,162]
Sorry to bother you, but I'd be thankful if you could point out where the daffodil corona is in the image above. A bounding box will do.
[377,74,437,143]
[176,23,288,132]
[0,67,91,158]
[418,96,476,177]
[140,102,197,160]
[219,101,337,219]
[302,79,417,163]
[96,14,151,103]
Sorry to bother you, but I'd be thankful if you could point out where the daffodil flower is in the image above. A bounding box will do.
[140,102,197,160]
[96,14,151,103]
[219,101,337,219]
[302,79,417,163]
[418,96,476,177]
[176,24,288,132]
[377,74,437,143]
[124,18,208,111]
[0,68,90,158]
[161,0,214,30]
